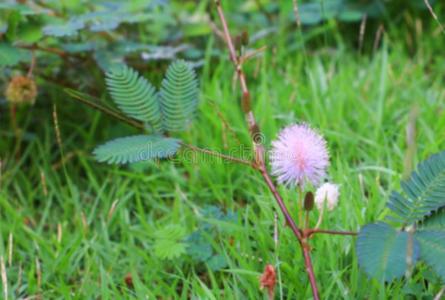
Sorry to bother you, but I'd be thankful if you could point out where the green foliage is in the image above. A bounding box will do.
[43,19,85,37]
[93,135,180,165]
[357,222,419,282]
[206,255,228,272]
[0,0,203,84]
[387,151,445,224]
[151,206,234,267]
[414,231,445,280]
[184,206,235,271]
[287,0,433,25]
[358,151,445,283]
[419,208,445,231]
[186,231,213,262]
[0,43,30,67]
[92,60,199,166]
[42,11,152,37]
[105,65,163,132]
[153,225,188,260]
[160,60,199,132]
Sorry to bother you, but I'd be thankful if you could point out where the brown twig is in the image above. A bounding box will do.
[213,1,322,298]
[258,166,303,241]
[306,229,358,237]
[302,244,319,299]
[180,142,254,167]
[18,44,68,58]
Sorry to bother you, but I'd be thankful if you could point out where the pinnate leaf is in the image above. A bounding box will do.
[93,135,180,165]
[387,151,445,224]
[415,230,445,280]
[357,222,420,282]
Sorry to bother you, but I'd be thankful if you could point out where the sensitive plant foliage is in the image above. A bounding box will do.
[357,151,445,282]
[93,60,198,164]
[93,135,181,165]
[153,224,188,260]
[105,65,163,132]
[160,61,199,132]
[387,151,445,225]
[152,206,235,271]
[0,1,206,71]
[270,123,329,187]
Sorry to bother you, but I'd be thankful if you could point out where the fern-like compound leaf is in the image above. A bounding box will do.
[356,222,420,282]
[93,135,180,165]
[414,230,445,280]
[387,151,445,224]
[106,65,163,132]
[153,225,187,260]
[419,208,445,232]
[159,60,199,132]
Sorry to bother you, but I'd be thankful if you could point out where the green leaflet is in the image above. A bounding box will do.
[357,222,420,282]
[0,43,31,67]
[387,151,445,224]
[159,60,199,131]
[80,60,199,166]
[43,19,85,37]
[103,60,199,134]
[419,208,445,232]
[93,135,180,165]
[153,225,188,260]
[358,151,445,283]
[415,230,445,280]
[105,65,163,132]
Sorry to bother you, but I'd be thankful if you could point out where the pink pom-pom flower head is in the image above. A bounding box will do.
[270,123,329,187]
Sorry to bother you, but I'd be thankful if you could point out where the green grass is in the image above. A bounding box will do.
[1,23,445,300]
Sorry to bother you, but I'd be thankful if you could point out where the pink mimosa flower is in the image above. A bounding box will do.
[270,123,329,187]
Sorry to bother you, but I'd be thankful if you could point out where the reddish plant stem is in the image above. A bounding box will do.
[180,142,254,167]
[306,229,358,237]
[302,244,320,300]
[259,166,303,241]
[214,0,259,138]
[213,1,319,298]
[18,44,68,58]
[214,0,303,242]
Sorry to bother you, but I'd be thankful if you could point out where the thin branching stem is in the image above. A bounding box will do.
[18,44,68,58]
[212,1,320,299]
[65,88,253,166]
[180,142,254,167]
[306,229,358,237]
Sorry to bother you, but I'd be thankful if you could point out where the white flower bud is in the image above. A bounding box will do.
[314,183,340,211]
